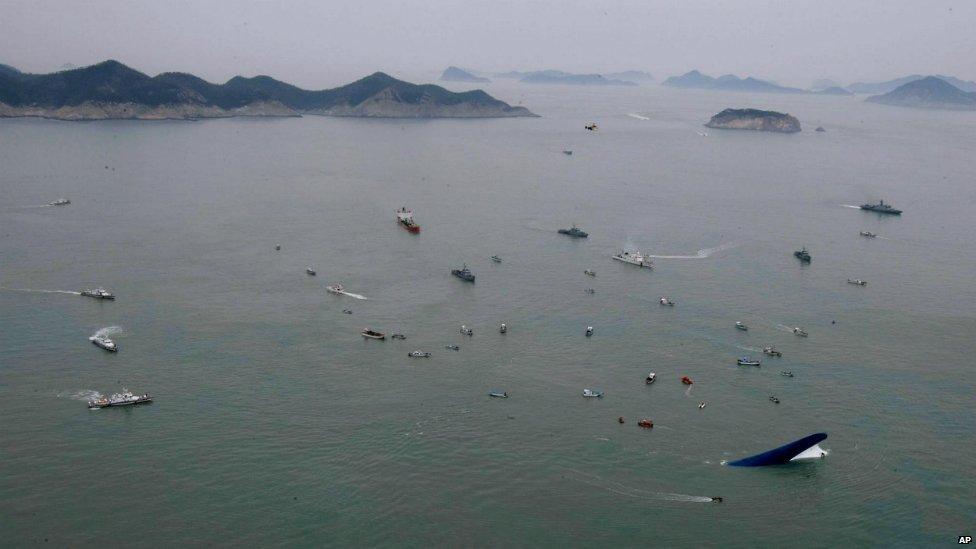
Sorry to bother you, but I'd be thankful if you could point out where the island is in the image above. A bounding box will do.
[849,74,976,95]
[0,60,536,120]
[704,108,802,133]
[440,66,490,83]
[865,76,976,110]
[493,70,639,86]
[663,70,805,94]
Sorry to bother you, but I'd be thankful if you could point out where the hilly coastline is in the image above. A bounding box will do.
[0,60,536,120]
[866,76,976,110]
[663,70,806,94]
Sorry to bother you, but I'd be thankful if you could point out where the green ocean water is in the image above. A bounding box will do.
[1,83,974,546]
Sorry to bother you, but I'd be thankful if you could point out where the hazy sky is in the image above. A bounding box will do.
[1,0,973,88]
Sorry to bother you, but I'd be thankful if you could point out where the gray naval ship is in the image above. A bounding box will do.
[558,225,588,238]
[452,264,476,282]
[860,200,902,215]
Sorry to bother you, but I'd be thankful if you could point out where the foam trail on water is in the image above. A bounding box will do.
[559,467,713,503]
[841,204,861,209]
[647,241,739,259]
[340,291,367,300]
[58,389,103,401]
[774,323,795,333]
[627,113,650,120]
[0,287,81,295]
[94,325,124,338]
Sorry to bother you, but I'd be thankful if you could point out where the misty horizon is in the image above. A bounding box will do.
[1,0,973,89]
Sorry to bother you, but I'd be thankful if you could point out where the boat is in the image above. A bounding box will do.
[735,321,748,331]
[89,335,117,352]
[451,264,475,282]
[769,396,780,404]
[584,270,596,277]
[49,198,70,206]
[793,327,808,337]
[391,333,407,340]
[582,389,604,398]
[585,326,594,337]
[659,297,674,306]
[306,267,316,276]
[80,287,115,300]
[326,283,345,294]
[275,244,281,251]
[762,346,782,357]
[490,255,502,263]
[584,288,595,294]
[645,372,657,384]
[860,200,902,215]
[499,323,507,334]
[780,371,794,377]
[407,350,431,358]
[612,250,652,268]
[342,309,353,315]
[681,376,693,385]
[460,325,473,336]
[847,278,867,286]
[562,150,573,155]
[794,248,812,262]
[88,389,151,409]
[637,419,653,429]
[699,402,707,409]
[396,207,421,233]
[860,231,878,238]
[445,345,460,351]
[737,357,761,366]
[361,328,385,340]
[489,391,509,398]
[558,225,588,238]
[585,123,598,131]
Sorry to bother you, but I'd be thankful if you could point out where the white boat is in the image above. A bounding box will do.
[306,267,316,276]
[612,250,652,268]
[860,231,878,238]
[737,357,761,366]
[762,346,782,357]
[361,328,385,340]
[659,297,674,306]
[793,327,808,337]
[585,326,594,337]
[327,283,344,294]
[460,325,473,336]
[80,287,115,300]
[847,278,867,286]
[49,198,71,206]
[90,335,117,352]
[499,323,507,334]
[582,388,604,398]
[645,372,657,384]
[735,321,748,331]
[407,350,431,358]
[584,270,596,277]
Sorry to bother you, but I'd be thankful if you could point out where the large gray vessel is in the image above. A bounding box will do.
[860,200,902,215]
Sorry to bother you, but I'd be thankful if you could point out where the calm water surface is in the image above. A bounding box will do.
[1,83,974,546]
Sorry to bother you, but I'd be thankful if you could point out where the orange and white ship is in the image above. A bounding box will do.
[396,207,421,233]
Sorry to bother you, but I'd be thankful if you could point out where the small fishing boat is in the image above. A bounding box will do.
[459,325,473,336]
[490,255,502,263]
[860,231,878,238]
[769,396,780,404]
[793,327,808,337]
[49,198,71,206]
[584,270,596,277]
[645,372,657,384]
[735,321,748,331]
[445,344,460,351]
[585,326,594,337]
[562,150,573,156]
[737,357,761,367]
[681,376,693,385]
[306,267,316,276]
[699,402,707,409]
[275,244,281,251]
[780,371,794,378]
[90,335,117,352]
[584,288,595,294]
[847,278,867,286]
[794,247,812,263]
[407,350,431,358]
[637,419,654,429]
[762,346,782,357]
[361,328,385,340]
[585,123,598,131]
[489,391,509,398]
[342,309,353,314]
[499,323,507,334]
[582,388,604,398]
[391,333,407,340]
[327,283,345,294]
[558,225,588,238]
[659,297,675,306]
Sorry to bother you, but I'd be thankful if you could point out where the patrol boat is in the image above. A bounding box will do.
[80,287,115,300]
[558,225,588,238]
[612,250,652,268]
[49,198,71,206]
[90,335,118,352]
[88,389,152,409]
[451,264,475,282]
[860,200,901,215]
[794,248,812,262]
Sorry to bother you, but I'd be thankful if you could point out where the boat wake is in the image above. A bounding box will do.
[627,113,650,121]
[841,204,861,209]
[0,287,81,296]
[338,291,367,300]
[559,468,713,503]
[93,325,124,338]
[684,385,694,397]
[58,389,103,402]
[774,323,795,333]
[647,241,739,259]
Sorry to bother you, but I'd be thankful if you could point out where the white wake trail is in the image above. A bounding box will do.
[93,325,124,338]
[647,241,739,259]
[0,287,81,295]
[339,291,367,300]
[627,113,650,120]
[58,389,103,402]
[559,468,713,503]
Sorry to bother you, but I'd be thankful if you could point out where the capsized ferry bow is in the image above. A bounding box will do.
[728,433,828,467]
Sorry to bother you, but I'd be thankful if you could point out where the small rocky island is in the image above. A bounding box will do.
[704,108,802,133]
[440,66,490,83]
[0,60,535,120]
